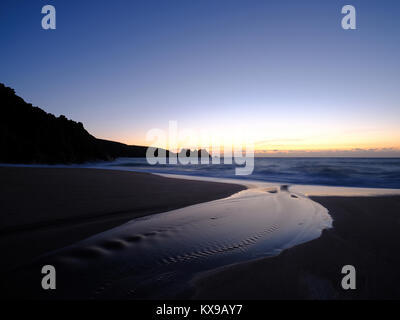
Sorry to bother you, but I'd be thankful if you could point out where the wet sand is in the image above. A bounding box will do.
[4,185,331,299]
[2,167,400,300]
[192,195,400,300]
[0,167,245,273]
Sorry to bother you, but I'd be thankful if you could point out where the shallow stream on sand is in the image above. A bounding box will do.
[30,182,332,299]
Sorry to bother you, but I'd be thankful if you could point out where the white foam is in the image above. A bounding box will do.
[155,173,400,196]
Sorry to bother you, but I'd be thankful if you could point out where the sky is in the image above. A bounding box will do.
[1,0,400,156]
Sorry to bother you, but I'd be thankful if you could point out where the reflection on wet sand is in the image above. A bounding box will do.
[31,182,332,299]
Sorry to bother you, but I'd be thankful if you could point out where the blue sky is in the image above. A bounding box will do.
[1,0,400,155]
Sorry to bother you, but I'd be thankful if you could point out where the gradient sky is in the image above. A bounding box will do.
[1,0,400,156]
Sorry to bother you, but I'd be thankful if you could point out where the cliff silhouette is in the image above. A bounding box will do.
[0,83,149,164]
[0,83,210,164]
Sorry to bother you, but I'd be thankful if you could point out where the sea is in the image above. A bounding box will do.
[97,157,400,189]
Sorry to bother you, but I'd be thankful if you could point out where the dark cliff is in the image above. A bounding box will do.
[0,83,147,164]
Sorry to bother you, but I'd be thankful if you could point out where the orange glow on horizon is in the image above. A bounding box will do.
[93,120,400,156]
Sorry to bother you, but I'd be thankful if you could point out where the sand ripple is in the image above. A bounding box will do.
[34,184,332,298]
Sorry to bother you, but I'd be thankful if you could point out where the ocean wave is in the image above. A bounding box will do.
[97,157,400,189]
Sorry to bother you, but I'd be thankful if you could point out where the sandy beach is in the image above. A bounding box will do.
[1,166,400,300]
[192,195,400,300]
[0,167,245,273]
